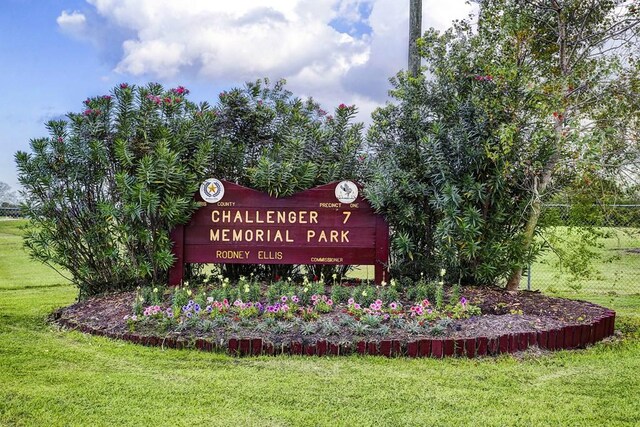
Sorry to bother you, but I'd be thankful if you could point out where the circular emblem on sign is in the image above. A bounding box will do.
[200,178,225,203]
[335,180,358,204]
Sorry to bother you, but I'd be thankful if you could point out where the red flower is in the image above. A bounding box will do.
[313,275,319,282]
[120,83,129,89]
[83,109,92,116]
[103,95,112,100]
[275,275,282,281]
[173,86,188,95]
[57,137,63,143]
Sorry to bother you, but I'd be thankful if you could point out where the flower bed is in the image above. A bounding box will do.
[51,278,616,358]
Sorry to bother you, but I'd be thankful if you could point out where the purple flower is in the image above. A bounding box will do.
[291,295,299,303]
[348,298,355,305]
[281,296,288,303]
[389,302,397,310]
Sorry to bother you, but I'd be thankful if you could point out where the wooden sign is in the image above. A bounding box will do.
[168,180,389,284]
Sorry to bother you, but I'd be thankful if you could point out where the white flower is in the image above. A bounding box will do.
[440,268,446,277]
[332,273,337,279]
[381,281,387,287]
[153,287,158,293]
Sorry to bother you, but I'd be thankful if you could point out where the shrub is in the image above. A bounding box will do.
[16,83,212,298]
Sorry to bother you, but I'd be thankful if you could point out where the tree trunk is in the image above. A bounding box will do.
[409,0,422,77]
[506,0,568,291]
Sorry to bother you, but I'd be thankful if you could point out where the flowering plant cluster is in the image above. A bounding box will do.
[311,294,334,313]
[126,275,482,334]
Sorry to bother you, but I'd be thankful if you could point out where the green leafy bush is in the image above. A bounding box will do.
[16,83,212,298]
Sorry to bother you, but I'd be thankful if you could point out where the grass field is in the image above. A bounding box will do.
[1,219,639,426]
[531,227,640,297]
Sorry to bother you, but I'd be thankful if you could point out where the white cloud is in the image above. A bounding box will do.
[56,10,87,37]
[57,0,476,120]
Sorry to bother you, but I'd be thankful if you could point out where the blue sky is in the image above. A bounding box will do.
[0,0,475,191]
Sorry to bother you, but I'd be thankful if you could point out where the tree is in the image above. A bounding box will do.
[365,0,640,288]
[16,83,213,298]
[16,80,365,296]
[484,0,640,289]
[0,182,17,206]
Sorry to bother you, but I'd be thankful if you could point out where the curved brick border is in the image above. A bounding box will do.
[55,310,616,358]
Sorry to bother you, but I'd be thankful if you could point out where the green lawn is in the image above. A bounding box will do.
[531,227,640,296]
[1,219,639,426]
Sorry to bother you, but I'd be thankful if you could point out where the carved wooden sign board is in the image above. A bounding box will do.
[168,179,389,284]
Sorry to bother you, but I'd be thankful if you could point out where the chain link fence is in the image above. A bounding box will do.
[0,207,21,218]
[526,204,640,296]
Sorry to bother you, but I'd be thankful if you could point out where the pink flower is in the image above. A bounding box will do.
[348,298,355,305]
[120,83,129,89]
[338,103,347,109]
[327,299,333,306]
[173,86,188,95]
[389,302,397,310]
[83,109,92,116]
[281,296,288,303]
[103,95,112,100]
[57,137,63,143]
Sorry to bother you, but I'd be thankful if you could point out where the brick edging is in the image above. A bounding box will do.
[55,310,616,358]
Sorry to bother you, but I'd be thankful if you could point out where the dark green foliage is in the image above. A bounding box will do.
[17,79,365,297]
[16,84,212,298]
[207,79,365,280]
[330,285,352,304]
[365,60,540,285]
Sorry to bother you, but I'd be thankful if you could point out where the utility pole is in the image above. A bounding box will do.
[409,0,422,77]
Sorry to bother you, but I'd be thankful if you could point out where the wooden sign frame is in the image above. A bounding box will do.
[168,180,389,284]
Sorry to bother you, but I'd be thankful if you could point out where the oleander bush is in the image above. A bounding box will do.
[16,80,365,298]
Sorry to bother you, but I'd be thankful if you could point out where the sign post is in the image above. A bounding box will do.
[168,180,389,285]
